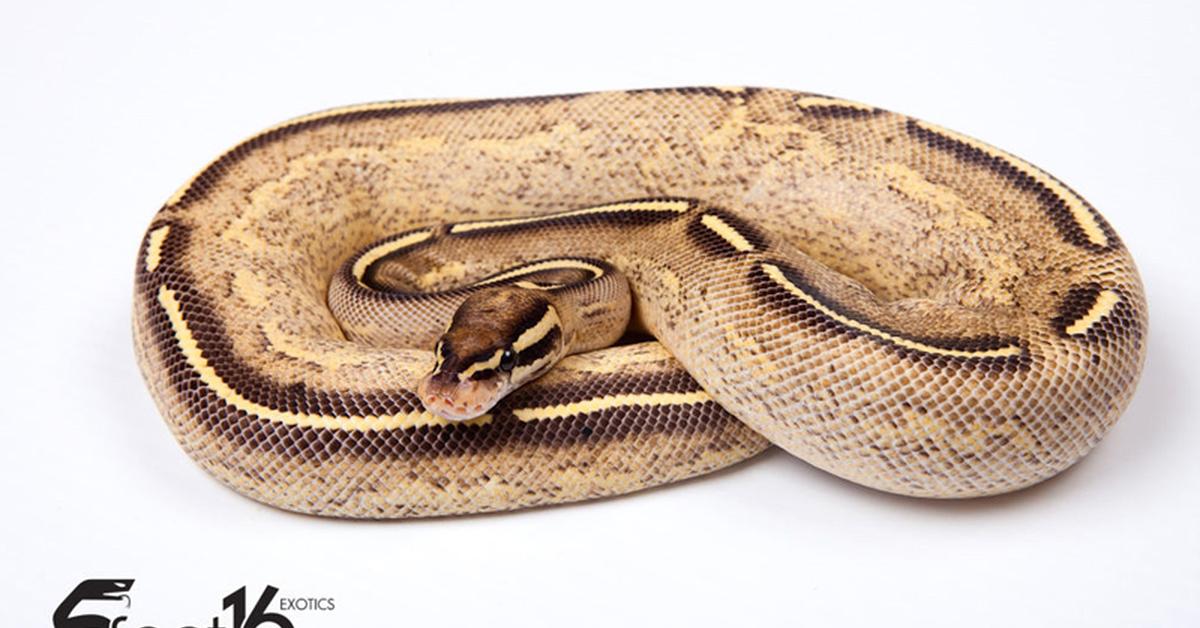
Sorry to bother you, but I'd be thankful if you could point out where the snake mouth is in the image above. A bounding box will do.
[417,372,508,421]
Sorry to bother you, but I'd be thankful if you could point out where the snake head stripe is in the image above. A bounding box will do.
[418,287,567,421]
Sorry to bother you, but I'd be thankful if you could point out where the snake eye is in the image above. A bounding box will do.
[499,348,517,372]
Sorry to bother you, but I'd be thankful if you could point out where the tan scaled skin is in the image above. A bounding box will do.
[133,88,1147,518]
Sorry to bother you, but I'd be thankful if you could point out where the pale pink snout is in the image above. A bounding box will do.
[417,372,504,421]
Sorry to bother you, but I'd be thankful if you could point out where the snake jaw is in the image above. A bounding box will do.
[417,370,509,421]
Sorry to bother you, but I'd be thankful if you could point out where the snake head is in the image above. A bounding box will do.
[419,288,565,421]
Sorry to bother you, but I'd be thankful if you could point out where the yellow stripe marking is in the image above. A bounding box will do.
[157,286,484,430]
[912,120,1108,248]
[352,230,434,284]
[477,259,604,286]
[1065,290,1121,336]
[165,98,464,206]
[511,281,557,290]
[514,306,561,352]
[760,264,1023,359]
[433,340,445,370]
[459,348,504,380]
[144,225,170,272]
[449,199,692,234]
[513,391,712,422]
[700,213,756,252]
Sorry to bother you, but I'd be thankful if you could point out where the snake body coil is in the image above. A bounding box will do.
[133,88,1147,518]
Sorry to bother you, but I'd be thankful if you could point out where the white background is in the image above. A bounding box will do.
[3,1,1197,626]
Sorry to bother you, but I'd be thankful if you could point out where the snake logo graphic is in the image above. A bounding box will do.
[53,579,135,628]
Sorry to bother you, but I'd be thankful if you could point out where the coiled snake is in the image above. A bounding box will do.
[132,88,1147,518]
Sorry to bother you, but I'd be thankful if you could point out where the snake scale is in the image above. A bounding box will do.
[132,87,1147,518]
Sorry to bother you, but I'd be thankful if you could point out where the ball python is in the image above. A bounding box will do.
[132,87,1147,518]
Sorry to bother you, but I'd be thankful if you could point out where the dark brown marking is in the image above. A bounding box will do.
[626,86,763,100]
[904,119,1117,252]
[796,94,884,119]
[749,260,1030,370]
[1050,284,1141,345]
[514,326,562,368]
[445,198,694,239]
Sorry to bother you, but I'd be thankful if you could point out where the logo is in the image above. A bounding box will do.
[53,579,134,628]
[54,580,328,628]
